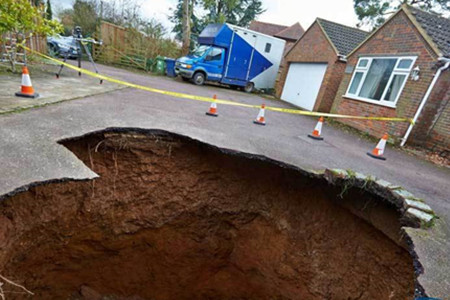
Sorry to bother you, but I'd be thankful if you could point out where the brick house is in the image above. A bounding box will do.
[275,19,368,112]
[249,21,304,54]
[331,5,450,152]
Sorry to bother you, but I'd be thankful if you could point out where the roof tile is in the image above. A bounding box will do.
[274,23,305,41]
[249,21,288,37]
[317,19,369,56]
[408,6,450,57]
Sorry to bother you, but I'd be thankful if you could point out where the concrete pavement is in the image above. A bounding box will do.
[0,64,123,114]
[0,62,449,297]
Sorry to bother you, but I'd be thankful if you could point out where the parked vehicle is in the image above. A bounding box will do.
[175,24,285,92]
[47,35,79,58]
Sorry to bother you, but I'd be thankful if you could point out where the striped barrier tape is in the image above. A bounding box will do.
[19,44,414,124]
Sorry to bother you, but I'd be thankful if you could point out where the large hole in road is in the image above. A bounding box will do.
[0,130,415,299]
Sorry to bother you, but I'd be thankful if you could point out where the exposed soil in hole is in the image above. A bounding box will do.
[0,130,415,299]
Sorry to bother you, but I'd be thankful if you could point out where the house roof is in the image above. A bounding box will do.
[249,21,288,37]
[407,6,450,58]
[249,21,305,42]
[317,18,369,56]
[347,5,450,59]
[274,22,305,41]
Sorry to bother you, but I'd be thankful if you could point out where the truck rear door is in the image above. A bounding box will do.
[225,30,257,82]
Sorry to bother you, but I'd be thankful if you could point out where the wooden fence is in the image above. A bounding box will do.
[26,34,48,53]
[93,21,180,71]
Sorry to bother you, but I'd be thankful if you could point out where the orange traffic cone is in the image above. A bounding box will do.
[16,66,39,98]
[308,117,324,140]
[367,134,388,160]
[206,95,218,117]
[253,104,266,126]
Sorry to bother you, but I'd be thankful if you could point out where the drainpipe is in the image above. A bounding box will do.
[400,57,450,147]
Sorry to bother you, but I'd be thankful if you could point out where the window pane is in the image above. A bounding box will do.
[358,59,368,67]
[348,72,363,94]
[359,58,396,100]
[384,74,406,102]
[208,48,223,61]
[192,45,210,57]
[398,59,413,69]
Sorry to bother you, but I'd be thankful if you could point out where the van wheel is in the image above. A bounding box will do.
[244,82,254,93]
[193,72,205,86]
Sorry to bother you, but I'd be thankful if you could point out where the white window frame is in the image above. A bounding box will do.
[344,56,417,108]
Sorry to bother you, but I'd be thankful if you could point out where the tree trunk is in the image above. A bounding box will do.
[181,0,191,56]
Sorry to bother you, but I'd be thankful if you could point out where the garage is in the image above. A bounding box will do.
[276,19,368,112]
[280,62,327,111]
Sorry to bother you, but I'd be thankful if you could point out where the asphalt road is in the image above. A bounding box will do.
[0,62,449,297]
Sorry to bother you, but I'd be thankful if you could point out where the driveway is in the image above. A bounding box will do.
[0,62,449,297]
[0,63,123,114]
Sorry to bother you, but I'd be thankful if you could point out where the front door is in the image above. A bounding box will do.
[203,47,224,81]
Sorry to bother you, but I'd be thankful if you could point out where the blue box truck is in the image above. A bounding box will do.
[175,23,286,92]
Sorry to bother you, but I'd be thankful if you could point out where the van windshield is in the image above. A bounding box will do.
[191,45,210,58]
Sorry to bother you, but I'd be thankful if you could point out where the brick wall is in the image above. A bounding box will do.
[275,22,342,112]
[283,41,296,55]
[318,61,346,112]
[331,10,439,143]
[410,70,450,153]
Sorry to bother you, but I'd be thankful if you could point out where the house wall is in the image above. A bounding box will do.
[283,41,296,55]
[275,22,342,112]
[331,10,439,143]
[275,41,295,93]
[410,70,450,153]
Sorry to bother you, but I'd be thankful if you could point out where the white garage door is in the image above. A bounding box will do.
[281,63,328,111]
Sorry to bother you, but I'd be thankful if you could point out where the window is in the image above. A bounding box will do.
[359,58,396,100]
[192,45,210,58]
[345,56,417,107]
[397,58,413,69]
[265,43,272,53]
[358,59,368,67]
[206,48,223,61]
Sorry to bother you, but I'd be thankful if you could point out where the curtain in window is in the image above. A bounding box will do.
[384,74,406,102]
[359,59,396,100]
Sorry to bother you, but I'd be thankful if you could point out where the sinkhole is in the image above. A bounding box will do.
[0,130,417,299]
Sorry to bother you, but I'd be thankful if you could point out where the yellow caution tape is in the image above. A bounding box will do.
[20,44,414,124]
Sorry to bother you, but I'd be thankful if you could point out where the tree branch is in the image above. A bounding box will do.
[0,274,34,296]
[0,283,5,300]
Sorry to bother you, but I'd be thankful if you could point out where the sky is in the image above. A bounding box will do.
[55,0,362,34]
[139,0,361,30]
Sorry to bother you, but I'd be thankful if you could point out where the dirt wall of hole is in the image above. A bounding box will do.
[0,131,414,299]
